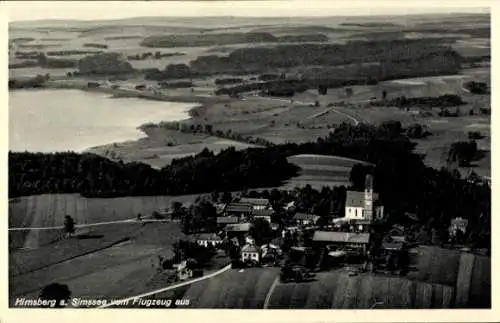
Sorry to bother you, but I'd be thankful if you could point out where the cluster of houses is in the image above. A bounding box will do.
[185,174,413,272]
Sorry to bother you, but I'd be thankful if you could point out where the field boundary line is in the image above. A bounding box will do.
[454,253,475,307]
[8,218,171,231]
[263,276,279,309]
[98,264,232,308]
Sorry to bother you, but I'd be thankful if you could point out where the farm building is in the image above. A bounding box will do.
[189,233,223,248]
[225,203,253,217]
[239,197,271,211]
[345,174,384,222]
[241,243,261,263]
[293,213,320,226]
[313,231,371,255]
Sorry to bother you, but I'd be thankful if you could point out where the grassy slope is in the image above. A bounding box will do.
[9,222,185,303]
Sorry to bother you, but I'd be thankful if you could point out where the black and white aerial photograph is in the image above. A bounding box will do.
[6,0,493,315]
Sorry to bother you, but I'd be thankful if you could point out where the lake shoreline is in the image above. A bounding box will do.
[9,87,209,154]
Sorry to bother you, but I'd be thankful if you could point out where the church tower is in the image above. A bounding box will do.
[364,174,373,221]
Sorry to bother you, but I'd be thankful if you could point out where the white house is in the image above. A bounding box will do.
[241,243,261,263]
[190,233,223,248]
[239,197,271,211]
[293,213,320,226]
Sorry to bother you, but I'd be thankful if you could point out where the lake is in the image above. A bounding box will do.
[9,89,195,153]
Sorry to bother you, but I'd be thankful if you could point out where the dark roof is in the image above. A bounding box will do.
[345,190,379,208]
[190,233,222,241]
[313,231,370,244]
[253,209,274,217]
[225,223,251,232]
[239,198,270,206]
[217,216,240,224]
[382,242,404,250]
[345,191,365,208]
[225,203,253,213]
[293,213,320,222]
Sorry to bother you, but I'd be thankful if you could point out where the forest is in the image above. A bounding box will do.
[9,121,491,249]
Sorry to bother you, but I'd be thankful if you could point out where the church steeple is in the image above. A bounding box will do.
[364,174,373,221]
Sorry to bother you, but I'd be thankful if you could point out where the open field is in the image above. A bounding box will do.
[132,245,488,309]
[9,193,203,229]
[85,129,258,169]
[9,222,185,305]
[267,272,454,309]
[283,154,372,189]
[83,66,489,178]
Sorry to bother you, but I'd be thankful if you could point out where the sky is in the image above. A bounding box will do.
[5,0,491,22]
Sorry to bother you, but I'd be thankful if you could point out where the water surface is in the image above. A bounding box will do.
[9,89,195,153]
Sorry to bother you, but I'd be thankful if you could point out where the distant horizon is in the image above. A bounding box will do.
[5,1,490,23]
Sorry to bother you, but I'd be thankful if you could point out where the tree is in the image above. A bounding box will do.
[406,124,430,139]
[468,131,483,140]
[204,124,213,134]
[39,283,71,308]
[222,191,233,204]
[250,218,273,246]
[350,163,374,190]
[63,215,75,237]
[211,191,220,203]
[447,141,478,167]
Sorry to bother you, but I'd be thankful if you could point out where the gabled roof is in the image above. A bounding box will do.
[225,223,251,232]
[225,203,253,213]
[190,233,222,241]
[239,197,270,206]
[345,191,365,208]
[345,190,379,208]
[241,244,261,253]
[253,209,274,217]
[312,231,370,244]
[382,242,404,250]
[293,213,320,222]
[217,216,240,224]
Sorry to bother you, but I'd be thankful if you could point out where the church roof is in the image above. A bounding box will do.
[345,190,379,208]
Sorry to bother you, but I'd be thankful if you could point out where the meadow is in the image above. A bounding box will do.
[9,222,186,305]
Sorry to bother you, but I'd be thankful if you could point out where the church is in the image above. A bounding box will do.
[344,174,384,223]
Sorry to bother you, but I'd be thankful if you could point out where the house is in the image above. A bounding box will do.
[313,231,371,255]
[239,197,271,211]
[173,260,193,281]
[345,174,384,222]
[449,217,469,236]
[225,223,252,245]
[216,216,240,226]
[293,213,320,226]
[241,243,261,263]
[190,233,223,248]
[225,203,253,217]
[253,209,273,223]
[225,223,252,233]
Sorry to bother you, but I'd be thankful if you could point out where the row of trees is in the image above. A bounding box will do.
[9,146,298,197]
[9,121,490,249]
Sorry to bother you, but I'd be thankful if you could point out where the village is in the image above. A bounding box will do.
[144,174,470,285]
